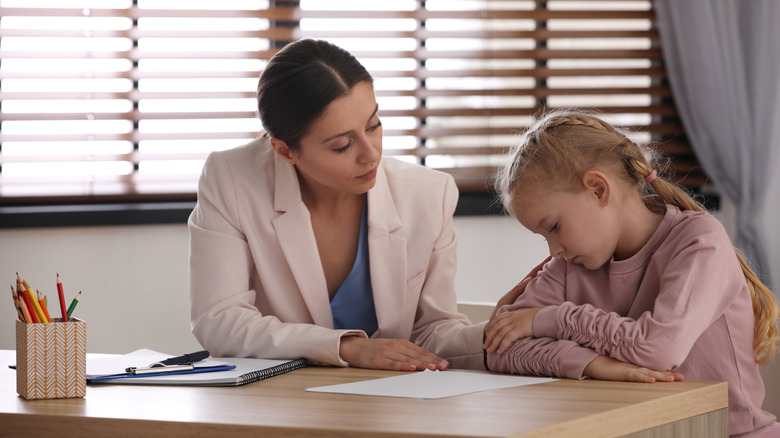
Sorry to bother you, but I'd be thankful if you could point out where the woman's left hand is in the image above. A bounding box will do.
[483,307,541,354]
[487,256,551,324]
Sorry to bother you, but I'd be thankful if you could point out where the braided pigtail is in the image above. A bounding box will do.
[739,252,780,364]
[621,147,707,213]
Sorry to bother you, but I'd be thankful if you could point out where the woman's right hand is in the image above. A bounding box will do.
[339,336,449,371]
[583,355,685,383]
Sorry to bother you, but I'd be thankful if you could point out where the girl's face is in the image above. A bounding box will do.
[511,183,620,270]
[284,80,382,198]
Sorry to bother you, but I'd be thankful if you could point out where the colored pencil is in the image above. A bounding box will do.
[15,277,24,304]
[57,273,68,322]
[17,274,47,323]
[26,288,47,323]
[16,294,32,324]
[36,290,52,323]
[66,291,81,319]
[19,286,39,323]
[25,287,46,323]
[11,287,24,322]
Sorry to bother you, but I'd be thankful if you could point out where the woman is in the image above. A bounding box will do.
[188,38,486,370]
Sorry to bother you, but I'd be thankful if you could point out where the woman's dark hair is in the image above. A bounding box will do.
[257,38,373,149]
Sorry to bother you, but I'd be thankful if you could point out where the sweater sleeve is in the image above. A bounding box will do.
[488,257,600,379]
[532,216,742,371]
[488,337,600,379]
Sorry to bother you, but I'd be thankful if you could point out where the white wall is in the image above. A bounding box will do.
[1,224,199,354]
[1,201,778,416]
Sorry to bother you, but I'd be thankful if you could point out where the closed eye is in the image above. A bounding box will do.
[334,140,352,153]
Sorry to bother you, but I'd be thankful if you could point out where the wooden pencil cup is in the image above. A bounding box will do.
[16,318,87,400]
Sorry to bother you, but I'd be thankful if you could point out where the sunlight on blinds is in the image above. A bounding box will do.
[0,0,704,202]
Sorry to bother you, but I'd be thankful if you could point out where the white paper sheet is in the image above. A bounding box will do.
[306,369,556,399]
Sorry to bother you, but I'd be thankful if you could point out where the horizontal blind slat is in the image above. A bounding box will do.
[0,105,680,122]
[0,1,707,204]
[0,67,670,80]
[0,7,656,20]
[0,29,659,39]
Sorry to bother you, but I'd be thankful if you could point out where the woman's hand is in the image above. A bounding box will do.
[483,307,541,354]
[483,257,551,355]
[584,355,685,383]
[487,256,551,323]
[339,336,449,371]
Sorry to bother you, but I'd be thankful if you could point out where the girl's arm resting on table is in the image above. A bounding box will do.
[532,226,740,371]
[488,336,683,383]
[488,336,599,379]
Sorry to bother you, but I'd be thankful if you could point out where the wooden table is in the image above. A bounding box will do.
[0,350,728,437]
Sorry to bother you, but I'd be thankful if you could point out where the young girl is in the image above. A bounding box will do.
[484,110,779,437]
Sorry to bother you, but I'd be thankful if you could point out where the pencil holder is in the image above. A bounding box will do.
[16,318,86,400]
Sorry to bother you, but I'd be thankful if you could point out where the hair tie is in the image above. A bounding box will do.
[644,169,657,183]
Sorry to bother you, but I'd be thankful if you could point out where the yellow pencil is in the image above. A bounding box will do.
[18,274,47,324]
[26,288,47,323]
[36,290,52,323]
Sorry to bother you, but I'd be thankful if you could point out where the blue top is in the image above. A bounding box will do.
[330,197,378,336]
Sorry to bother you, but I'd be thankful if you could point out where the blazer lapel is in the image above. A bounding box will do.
[271,153,332,327]
[367,163,408,339]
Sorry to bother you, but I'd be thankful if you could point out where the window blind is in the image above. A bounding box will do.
[0,0,706,204]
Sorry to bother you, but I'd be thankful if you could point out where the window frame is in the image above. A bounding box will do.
[0,1,709,226]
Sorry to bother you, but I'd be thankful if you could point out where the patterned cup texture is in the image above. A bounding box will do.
[16,318,86,400]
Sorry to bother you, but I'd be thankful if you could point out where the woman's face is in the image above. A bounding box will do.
[285,81,383,198]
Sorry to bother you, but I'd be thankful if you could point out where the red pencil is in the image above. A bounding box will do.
[18,286,38,323]
[57,273,68,322]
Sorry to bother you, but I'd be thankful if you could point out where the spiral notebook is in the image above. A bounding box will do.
[87,349,308,387]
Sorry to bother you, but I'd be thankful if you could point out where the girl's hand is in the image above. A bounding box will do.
[583,355,685,383]
[483,307,541,354]
[339,336,449,371]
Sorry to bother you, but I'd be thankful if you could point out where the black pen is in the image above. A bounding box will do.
[149,350,210,368]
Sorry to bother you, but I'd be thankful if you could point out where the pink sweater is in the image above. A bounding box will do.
[488,199,776,437]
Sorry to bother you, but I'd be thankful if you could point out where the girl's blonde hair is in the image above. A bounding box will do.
[496,109,779,365]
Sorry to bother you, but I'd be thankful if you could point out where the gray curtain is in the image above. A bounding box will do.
[654,0,780,287]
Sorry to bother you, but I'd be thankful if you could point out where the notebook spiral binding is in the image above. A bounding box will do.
[237,358,309,385]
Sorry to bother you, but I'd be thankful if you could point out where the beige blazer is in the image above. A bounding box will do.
[188,138,485,369]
